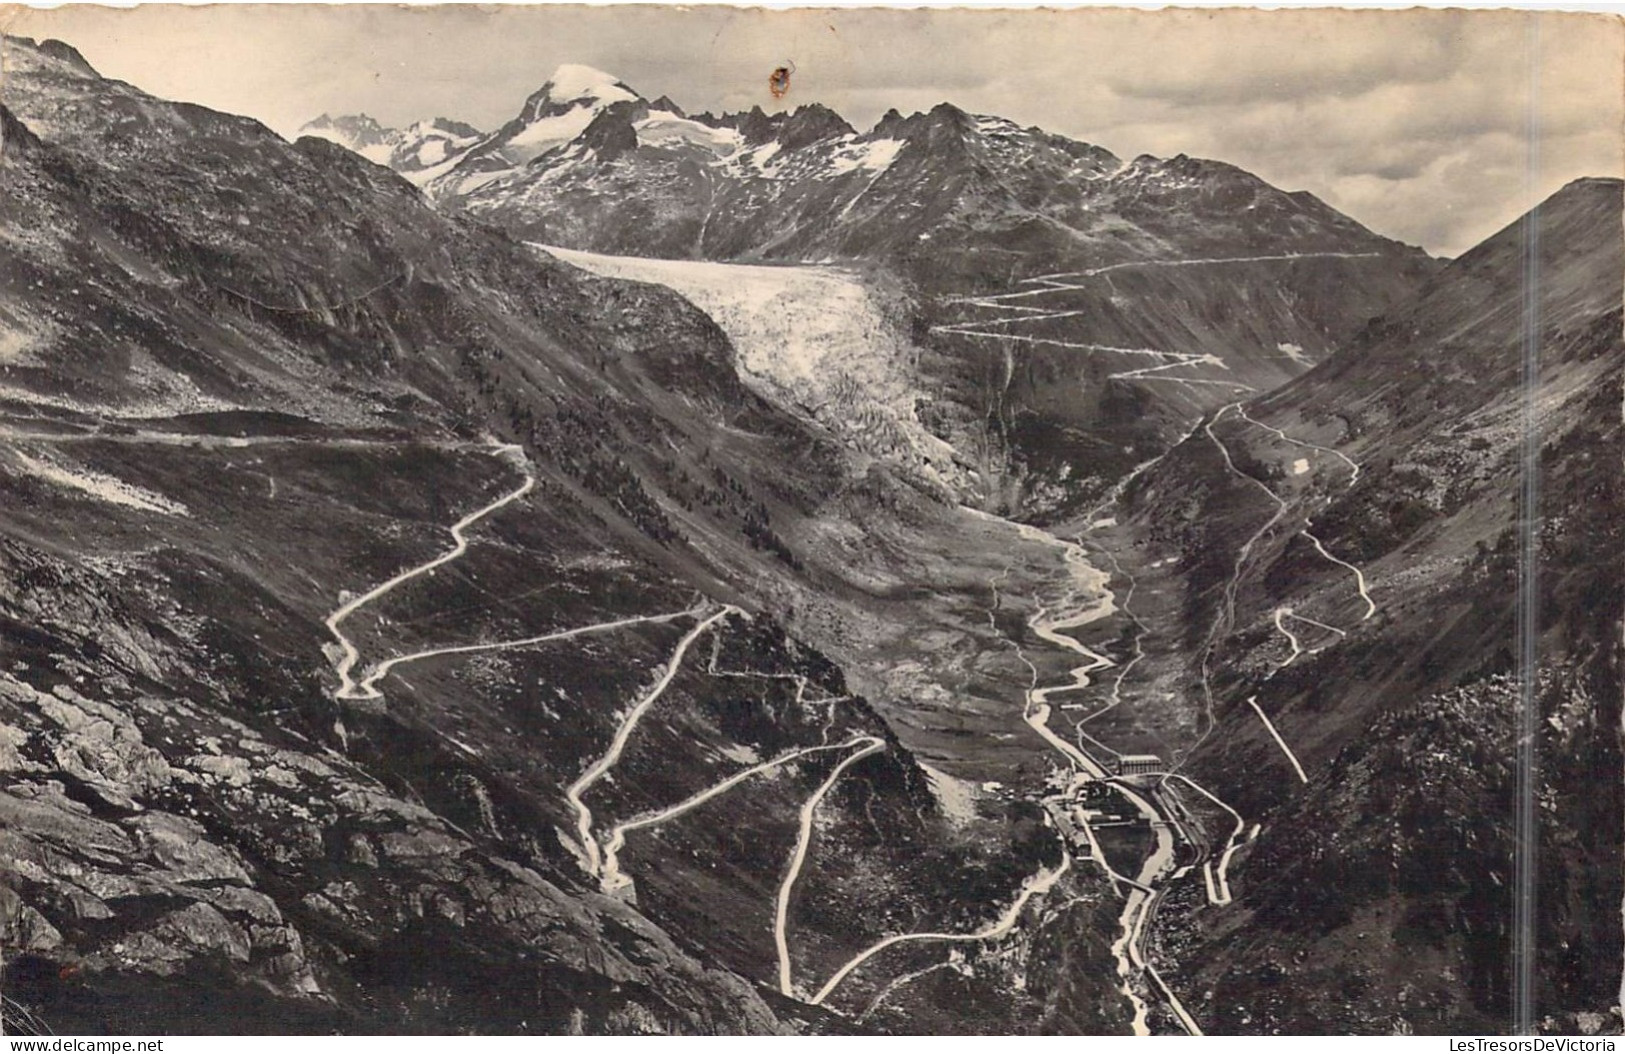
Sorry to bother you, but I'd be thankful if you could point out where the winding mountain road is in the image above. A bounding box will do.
[778,735,888,997]
[935,259,1364,393]
[1196,400,1379,758]
[1229,405,1375,620]
[1024,251,1383,286]
[809,850,1074,1007]
[598,734,884,898]
[1270,606,1304,668]
[354,607,704,699]
[992,522,1201,1035]
[1194,403,1291,748]
[324,442,534,700]
[1233,404,1361,483]
[934,253,1381,394]
[567,605,740,883]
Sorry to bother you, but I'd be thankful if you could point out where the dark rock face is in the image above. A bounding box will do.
[0,670,788,1033]
[0,35,1082,1036]
[1,26,1618,1040]
[777,106,858,153]
[577,102,646,162]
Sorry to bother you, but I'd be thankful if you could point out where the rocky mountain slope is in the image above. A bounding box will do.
[0,35,1130,1035]
[3,29,1616,1038]
[310,67,1439,521]
[1068,176,1623,1034]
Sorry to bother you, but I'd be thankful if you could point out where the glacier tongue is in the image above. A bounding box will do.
[535,244,974,495]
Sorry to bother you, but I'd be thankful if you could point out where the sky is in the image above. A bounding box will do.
[4,4,1621,256]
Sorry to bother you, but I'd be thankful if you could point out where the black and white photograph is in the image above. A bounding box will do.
[0,2,1620,1038]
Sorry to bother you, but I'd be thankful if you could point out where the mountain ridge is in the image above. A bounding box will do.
[301,65,1430,263]
[309,57,1436,526]
[297,112,485,181]
[3,28,1618,1038]
[0,33,1120,1034]
[1084,173,1624,1034]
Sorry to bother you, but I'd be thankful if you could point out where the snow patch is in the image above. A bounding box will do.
[720,140,784,178]
[920,762,979,827]
[447,168,513,196]
[416,138,450,166]
[9,450,190,516]
[719,742,763,765]
[0,323,42,366]
[746,141,781,169]
[974,116,1025,137]
[494,68,640,167]
[1277,342,1310,366]
[443,733,482,757]
[828,138,904,175]
[507,107,604,160]
[406,150,471,189]
[541,64,637,106]
[635,112,743,156]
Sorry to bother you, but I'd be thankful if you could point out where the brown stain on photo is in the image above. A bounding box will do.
[768,61,793,99]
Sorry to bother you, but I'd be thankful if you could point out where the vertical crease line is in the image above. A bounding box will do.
[1514,9,1543,1038]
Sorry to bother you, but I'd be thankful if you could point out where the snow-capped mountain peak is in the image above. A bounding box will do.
[304,61,1410,281]
[296,113,485,175]
[298,113,396,164]
[395,118,486,171]
[514,65,641,134]
[401,64,648,190]
[405,116,483,140]
[532,64,639,108]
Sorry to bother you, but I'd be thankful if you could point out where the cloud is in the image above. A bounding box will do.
[1102,11,1477,108]
[9,5,1620,257]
